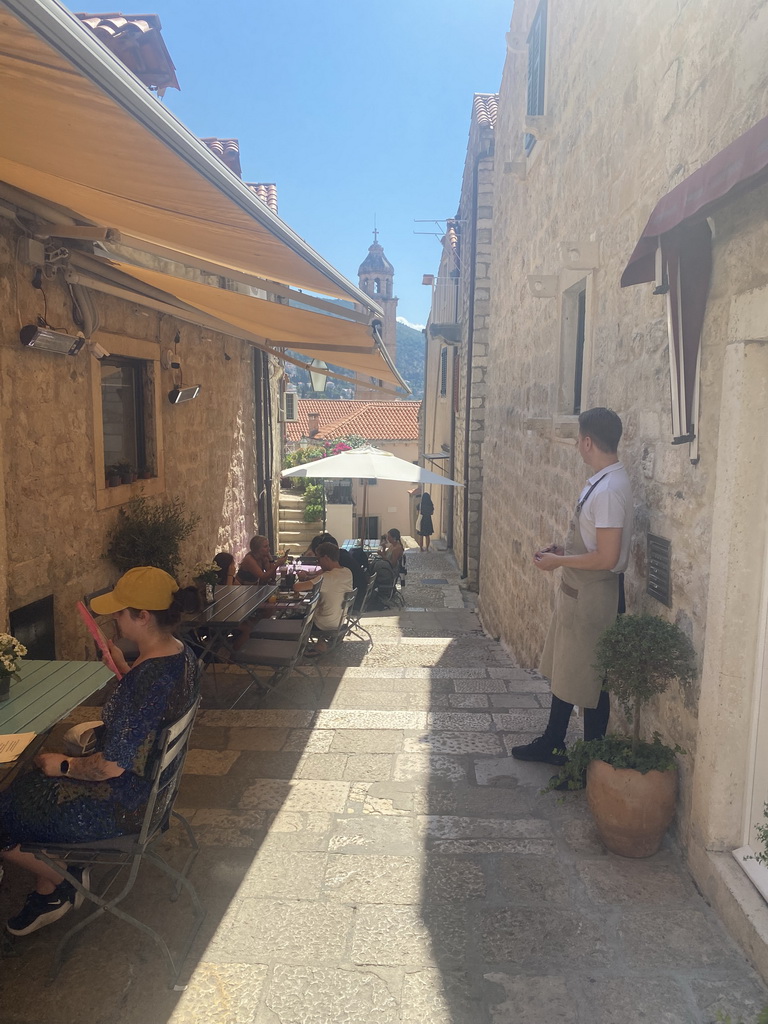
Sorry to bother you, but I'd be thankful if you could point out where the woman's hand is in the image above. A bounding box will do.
[107,640,131,675]
[34,753,67,776]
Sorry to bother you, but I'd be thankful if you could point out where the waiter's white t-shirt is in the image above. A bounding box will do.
[577,461,633,573]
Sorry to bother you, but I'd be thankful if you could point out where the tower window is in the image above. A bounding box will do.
[374,278,381,294]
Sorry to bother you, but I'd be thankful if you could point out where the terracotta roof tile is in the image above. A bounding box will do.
[201,138,242,178]
[76,12,180,92]
[245,182,278,214]
[473,93,498,130]
[285,399,420,443]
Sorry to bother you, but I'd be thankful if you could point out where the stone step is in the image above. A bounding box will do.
[278,492,306,507]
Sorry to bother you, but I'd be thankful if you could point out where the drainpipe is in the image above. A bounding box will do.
[462,143,492,580]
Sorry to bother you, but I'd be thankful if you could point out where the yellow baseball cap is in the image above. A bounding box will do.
[90,567,179,614]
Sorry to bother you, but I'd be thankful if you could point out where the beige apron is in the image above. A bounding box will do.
[539,501,618,709]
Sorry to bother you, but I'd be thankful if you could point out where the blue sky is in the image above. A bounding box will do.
[145,0,512,325]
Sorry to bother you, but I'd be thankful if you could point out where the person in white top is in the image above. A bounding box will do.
[512,408,633,771]
[294,541,353,653]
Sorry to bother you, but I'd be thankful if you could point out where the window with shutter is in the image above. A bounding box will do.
[525,0,548,154]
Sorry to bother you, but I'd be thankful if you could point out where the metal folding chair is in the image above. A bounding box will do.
[346,572,376,645]
[231,599,318,699]
[319,589,358,653]
[21,698,204,989]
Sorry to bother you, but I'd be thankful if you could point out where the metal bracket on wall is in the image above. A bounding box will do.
[527,275,559,298]
[561,241,599,270]
[524,114,553,142]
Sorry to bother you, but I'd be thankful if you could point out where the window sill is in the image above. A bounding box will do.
[96,475,165,511]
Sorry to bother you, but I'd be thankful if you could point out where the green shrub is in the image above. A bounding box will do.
[594,614,696,753]
[106,496,200,577]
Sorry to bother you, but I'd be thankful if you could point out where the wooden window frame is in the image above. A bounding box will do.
[90,335,165,510]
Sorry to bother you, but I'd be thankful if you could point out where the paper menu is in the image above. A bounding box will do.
[0,732,36,763]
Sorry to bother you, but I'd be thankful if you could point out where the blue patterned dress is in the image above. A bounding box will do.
[0,646,199,849]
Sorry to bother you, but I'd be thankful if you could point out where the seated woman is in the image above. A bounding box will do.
[381,528,404,570]
[213,551,238,586]
[237,535,286,584]
[0,566,200,936]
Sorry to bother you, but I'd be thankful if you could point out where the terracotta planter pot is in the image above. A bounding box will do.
[586,758,678,858]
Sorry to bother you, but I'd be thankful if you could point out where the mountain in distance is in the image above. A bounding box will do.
[284,308,425,400]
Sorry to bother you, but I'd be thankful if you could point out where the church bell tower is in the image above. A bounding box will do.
[357,229,398,399]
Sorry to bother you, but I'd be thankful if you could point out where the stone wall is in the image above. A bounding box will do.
[0,219,281,658]
[479,0,768,853]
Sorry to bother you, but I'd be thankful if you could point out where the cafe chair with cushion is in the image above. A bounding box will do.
[20,698,204,989]
[248,589,321,642]
[231,599,318,702]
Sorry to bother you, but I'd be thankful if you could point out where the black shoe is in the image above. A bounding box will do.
[60,865,91,910]
[510,735,567,766]
[6,888,72,936]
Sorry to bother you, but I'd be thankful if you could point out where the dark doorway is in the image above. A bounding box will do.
[10,595,56,660]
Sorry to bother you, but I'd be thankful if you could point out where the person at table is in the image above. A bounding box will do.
[380,528,404,569]
[0,567,200,937]
[237,535,287,585]
[213,551,238,586]
[299,533,367,609]
[293,541,353,653]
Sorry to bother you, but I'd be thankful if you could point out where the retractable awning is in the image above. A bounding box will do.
[621,115,768,288]
[0,0,379,308]
[621,117,768,457]
[68,255,407,389]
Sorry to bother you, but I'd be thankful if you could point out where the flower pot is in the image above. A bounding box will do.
[586,758,678,858]
[121,474,133,485]
[0,671,12,701]
[107,473,121,487]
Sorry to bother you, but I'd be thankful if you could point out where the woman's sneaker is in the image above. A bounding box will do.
[61,865,91,910]
[6,888,72,936]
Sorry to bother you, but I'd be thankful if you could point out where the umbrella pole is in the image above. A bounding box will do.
[360,480,368,545]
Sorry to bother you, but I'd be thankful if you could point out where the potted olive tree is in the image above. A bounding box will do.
[106,496,200,577]
[552,614,696,858]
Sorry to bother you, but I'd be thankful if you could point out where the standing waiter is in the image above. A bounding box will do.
[512,407,633,765]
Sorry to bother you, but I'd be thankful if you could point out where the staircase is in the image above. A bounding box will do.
[278,489,322,554]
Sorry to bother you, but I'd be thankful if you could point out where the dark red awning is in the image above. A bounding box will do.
[621,115,768,287]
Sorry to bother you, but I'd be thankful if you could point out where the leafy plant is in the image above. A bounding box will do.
[716,1008,768,1024]
[547,733,685,791]
[283,445,327,470]
[594,614,696,753]
[753,804,768,868]
[106,496,200,577]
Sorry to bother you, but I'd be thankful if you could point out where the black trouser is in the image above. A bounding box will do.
[542,572,624,747]
[543,690,610,748]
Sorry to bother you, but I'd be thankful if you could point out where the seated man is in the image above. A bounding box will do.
[294,541,352,653]
[300,533,368,610]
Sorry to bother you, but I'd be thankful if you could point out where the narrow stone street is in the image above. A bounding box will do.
[1,546,767,1023]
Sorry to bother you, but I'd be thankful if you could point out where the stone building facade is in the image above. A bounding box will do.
[479,0,768,978]
[422,94,496,587]
[0,212,281,661]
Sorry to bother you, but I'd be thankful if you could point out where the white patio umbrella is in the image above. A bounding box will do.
[281,445,463,542]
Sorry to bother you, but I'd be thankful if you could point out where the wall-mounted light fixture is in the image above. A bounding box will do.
[19,325,84,356]
[168,384,201,404]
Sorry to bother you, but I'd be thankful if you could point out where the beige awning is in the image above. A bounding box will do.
[0,1,378,306]
[93,258,406,388]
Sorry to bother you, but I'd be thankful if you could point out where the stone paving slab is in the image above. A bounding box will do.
[1,547,766,1024]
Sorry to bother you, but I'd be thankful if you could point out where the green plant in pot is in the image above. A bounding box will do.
[552,613,696,858]
[106,496,200,577]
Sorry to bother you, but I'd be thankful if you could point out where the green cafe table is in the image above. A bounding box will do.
[0,659,115,784]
